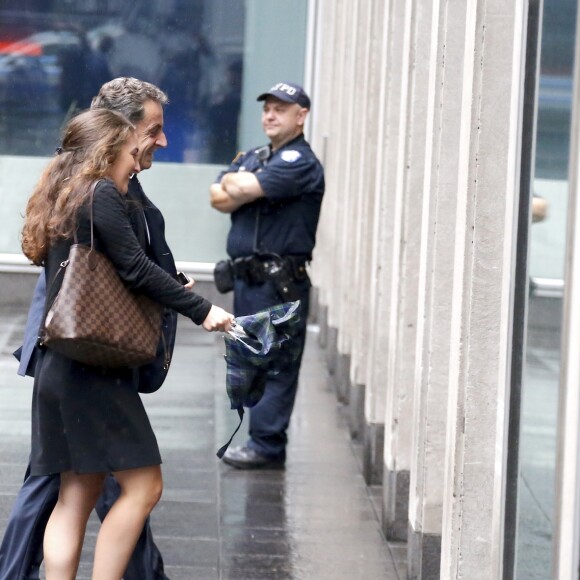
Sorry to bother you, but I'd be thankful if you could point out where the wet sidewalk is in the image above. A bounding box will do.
[0,305,405,579]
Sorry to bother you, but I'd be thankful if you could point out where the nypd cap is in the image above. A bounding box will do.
[257,82,311,109]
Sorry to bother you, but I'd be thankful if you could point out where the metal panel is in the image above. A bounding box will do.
[503,1,543,577]
[553,1,580,574]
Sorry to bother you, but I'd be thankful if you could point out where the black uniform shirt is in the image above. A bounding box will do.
[219,134,325,259]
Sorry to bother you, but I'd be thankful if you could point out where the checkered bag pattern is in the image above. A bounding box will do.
[223,300,302,409]
[41,244,162,368]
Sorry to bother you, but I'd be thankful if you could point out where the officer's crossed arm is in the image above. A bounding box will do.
[209,172,265,214]
[209,183,237,213]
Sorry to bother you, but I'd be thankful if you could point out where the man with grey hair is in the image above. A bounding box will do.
[92,76,169,172]
[92,77,169,171]
[0,77,230,580]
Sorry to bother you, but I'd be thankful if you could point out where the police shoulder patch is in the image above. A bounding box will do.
[232,151,245,164]
[281,150,302,163]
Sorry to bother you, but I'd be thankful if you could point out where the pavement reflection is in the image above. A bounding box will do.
[0,306,402,579]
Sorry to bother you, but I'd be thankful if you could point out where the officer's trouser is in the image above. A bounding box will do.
[233,277,310,461]
[0,465,168,580]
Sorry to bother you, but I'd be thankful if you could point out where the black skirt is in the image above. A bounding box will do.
[30,349,161,476]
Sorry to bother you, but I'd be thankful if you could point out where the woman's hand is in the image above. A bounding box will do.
[202,305,235,332]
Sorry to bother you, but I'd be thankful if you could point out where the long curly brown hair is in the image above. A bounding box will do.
[22,109,135,265]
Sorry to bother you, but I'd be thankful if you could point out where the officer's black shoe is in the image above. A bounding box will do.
[222,446,285,469]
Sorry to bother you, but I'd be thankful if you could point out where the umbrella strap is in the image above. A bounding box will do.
[216,407,244,458]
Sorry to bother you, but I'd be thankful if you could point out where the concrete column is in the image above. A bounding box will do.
[362,0,393,485]
[332,0,362,404]
[441,1,528,578]
[347,0,387,458]
[316,0,352,389]
[319,0,347,323]
[378,0,415,542]
[311,0,344,361]
[310,0,337,311]
[364,0,399,490]
[408,0,468,577]
[383,0,437,545]
[341,0,376,439]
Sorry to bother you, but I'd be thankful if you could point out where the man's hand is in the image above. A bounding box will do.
[532,195,548,223]
[202,305,235,332]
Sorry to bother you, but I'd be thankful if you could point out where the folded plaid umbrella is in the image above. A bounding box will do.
[217,300,302,458]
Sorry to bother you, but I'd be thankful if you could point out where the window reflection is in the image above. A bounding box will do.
[0,1,246,164]
[515,0,577,577]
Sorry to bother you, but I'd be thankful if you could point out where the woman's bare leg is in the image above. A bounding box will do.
[92,465,162,580]
[43,471,105,580]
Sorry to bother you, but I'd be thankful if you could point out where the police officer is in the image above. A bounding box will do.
[210,81,325,468]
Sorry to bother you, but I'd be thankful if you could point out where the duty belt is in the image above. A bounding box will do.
[230,254,309,286]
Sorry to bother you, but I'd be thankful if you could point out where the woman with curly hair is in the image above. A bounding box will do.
[21,108,233,579]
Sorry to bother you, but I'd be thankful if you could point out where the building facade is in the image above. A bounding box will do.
[307,0,580,578]
[1,0,579,577]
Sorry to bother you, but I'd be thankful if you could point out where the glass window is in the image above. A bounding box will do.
[514,0,577,578]
[0,1,245,164]
[0,1,310,262]
[531,0,576,280]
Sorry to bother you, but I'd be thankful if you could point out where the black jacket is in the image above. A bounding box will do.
[21,177,210,393]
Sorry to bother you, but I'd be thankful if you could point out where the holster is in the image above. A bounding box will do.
[266,258,303,302]
[214,260,234,293]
